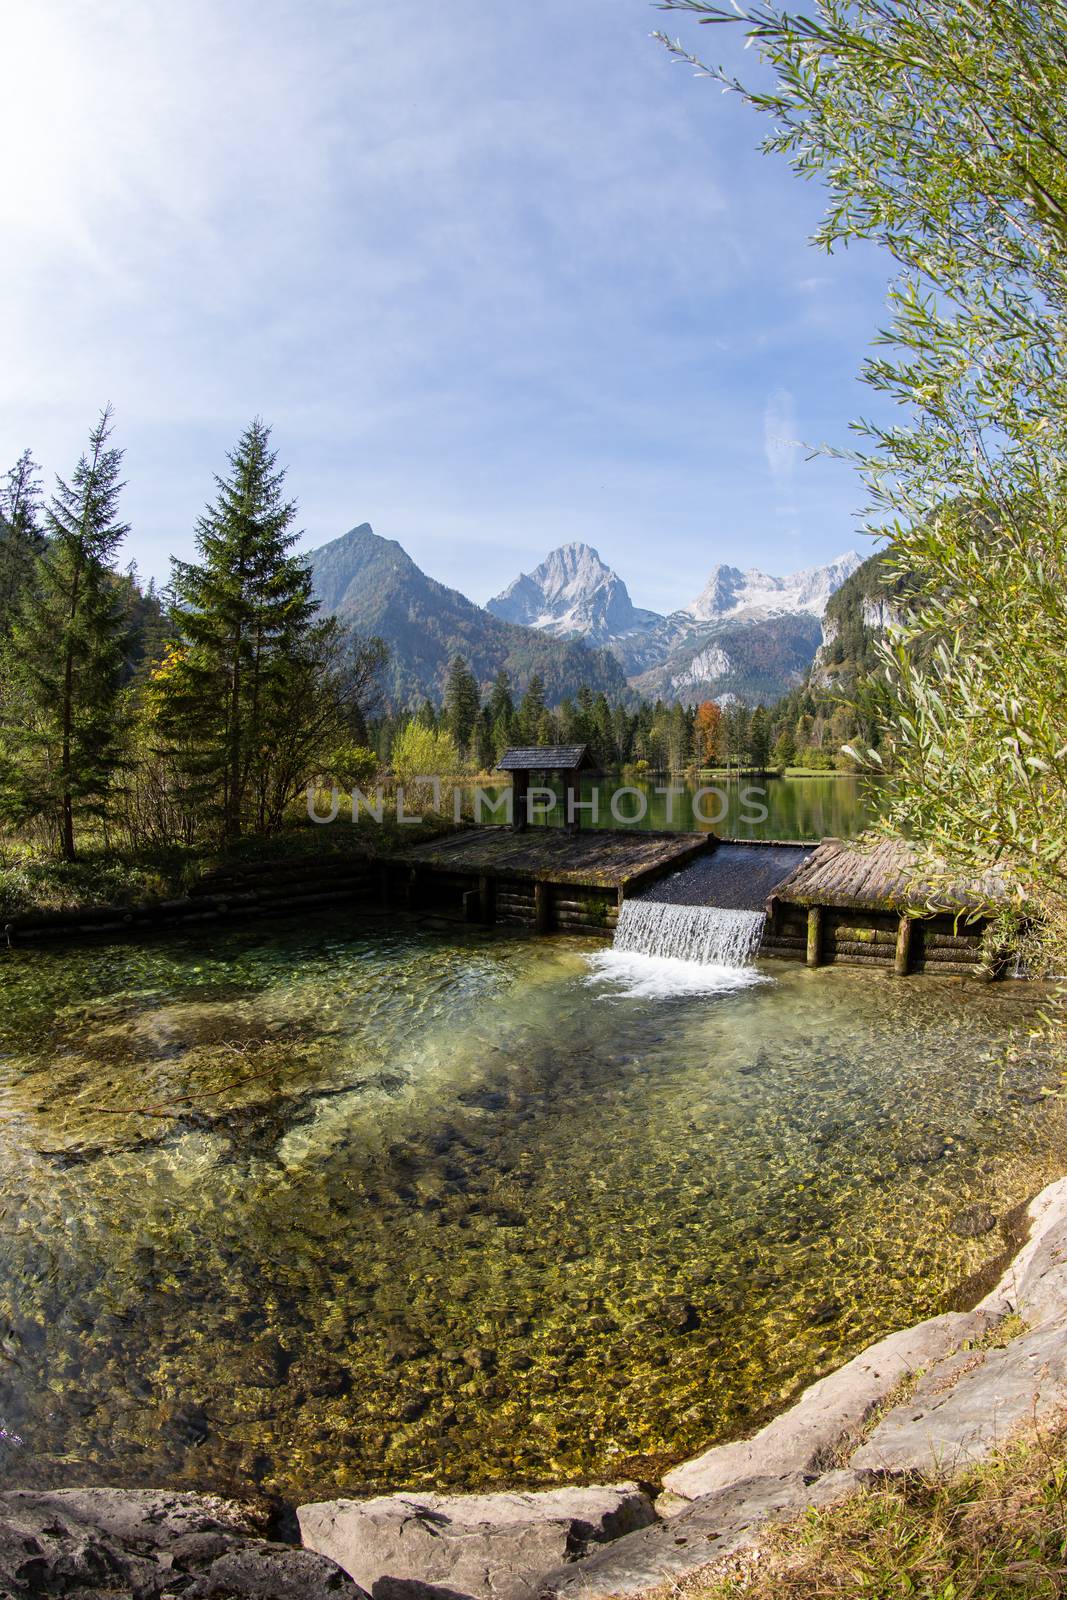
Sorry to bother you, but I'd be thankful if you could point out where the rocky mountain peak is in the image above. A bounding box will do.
[487,542,657,643]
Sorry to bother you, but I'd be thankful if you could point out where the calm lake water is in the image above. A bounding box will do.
[467,773,880,840]
[0,915,1055,1502]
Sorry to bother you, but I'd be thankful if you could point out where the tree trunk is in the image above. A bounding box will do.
[60,564,83,863]
[226,624,243,840]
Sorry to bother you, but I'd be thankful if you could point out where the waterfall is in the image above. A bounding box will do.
[613,899,766,968]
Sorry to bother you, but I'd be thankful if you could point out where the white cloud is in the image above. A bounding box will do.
[763,386,800,488]
[0,0,887,600]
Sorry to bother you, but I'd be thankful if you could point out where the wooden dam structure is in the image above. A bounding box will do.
[386,826,1015,977]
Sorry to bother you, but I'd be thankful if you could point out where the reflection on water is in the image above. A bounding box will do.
[0,915,1057,1502]
[466,773,880,840]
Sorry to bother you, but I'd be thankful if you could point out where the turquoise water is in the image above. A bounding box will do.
[0,915,1054,1503]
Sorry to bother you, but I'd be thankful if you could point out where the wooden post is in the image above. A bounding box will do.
[479,874,495,926]
[534,880,551,934]
[512,771,529,831]
[405,867,419,911]
[379,862,390,911]
[806,906,823,968]
[894,914,913,976]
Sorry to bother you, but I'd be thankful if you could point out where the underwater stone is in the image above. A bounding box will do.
[951,1205,997,1238]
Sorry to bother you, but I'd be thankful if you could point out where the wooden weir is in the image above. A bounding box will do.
[388,826,1020,978]
[763,836,1016,978]
[385,826,713,935]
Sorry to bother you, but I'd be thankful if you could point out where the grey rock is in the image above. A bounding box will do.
[0,1487,365,1599]
[851,1320,1067,1474]
[661,1309,993,1501]
[535,1472,865,1597]
[2,1485,269,1545]
[185,1539,365,1597]
[297,1484,657,1600]
[980,1175,1067,1328]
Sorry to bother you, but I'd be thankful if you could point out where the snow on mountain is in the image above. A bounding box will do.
[486,543,661,643]
[684,552,864,623]
[487,542,865,704]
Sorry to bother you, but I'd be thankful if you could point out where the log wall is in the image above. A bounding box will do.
[760,902,995,975]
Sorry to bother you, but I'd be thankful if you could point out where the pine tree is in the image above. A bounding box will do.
[0,450,44,637]
[444,655,480,756]
[0,410,130,859]
[156,419,323,840]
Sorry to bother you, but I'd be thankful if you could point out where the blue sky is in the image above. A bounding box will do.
[1,0,894,614]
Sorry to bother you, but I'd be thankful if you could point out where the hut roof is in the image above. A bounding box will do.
[769,835,1017,915]
[497,745,595,773]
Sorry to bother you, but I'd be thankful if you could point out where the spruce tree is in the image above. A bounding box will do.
[0,410,130,858]
[0,450,44,637]
[749,705,770,771]
[157,419,320,840]
[444,655,480,756]
[517,673,546,745]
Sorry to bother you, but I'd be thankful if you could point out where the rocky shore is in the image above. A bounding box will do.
[6,1177,1067,1600]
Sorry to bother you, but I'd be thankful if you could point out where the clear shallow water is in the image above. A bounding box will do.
[0,916,1057,1503]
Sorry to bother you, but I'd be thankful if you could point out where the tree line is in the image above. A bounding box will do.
[0,409,883,871]
[369,653,860,778]
[0,411,384,860]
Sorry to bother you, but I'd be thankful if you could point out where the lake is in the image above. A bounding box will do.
[464,772,879,840]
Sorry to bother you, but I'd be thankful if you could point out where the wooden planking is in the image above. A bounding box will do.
[392,826,712,890]
[769,835,1014,915]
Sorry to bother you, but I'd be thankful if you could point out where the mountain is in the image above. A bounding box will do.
[308,524,627,710]
[486,542,661,643]
[683,552,864,623]
[809,550,910,692]
[488,543,864,703]
[630,613,824,705]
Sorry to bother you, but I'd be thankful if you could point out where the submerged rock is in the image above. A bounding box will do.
[951,1205,998,1238]
[296,1483,657,1600]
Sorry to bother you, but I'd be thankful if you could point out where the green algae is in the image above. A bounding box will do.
[0,917,1058,1502]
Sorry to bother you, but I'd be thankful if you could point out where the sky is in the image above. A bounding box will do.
[0,0,895,614]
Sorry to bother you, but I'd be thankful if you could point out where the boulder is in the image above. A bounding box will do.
[297,1484,657,1600]
[979,1175,1067,1328]
[535,1471,865,1597]
[0,1488,365,1599]
[851,1320,1067,1474]
[661,1309,993,1501]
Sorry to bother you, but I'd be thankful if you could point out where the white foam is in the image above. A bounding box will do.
[585,948,770,1000]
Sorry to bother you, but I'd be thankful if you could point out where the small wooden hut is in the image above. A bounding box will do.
[496,745,598,832]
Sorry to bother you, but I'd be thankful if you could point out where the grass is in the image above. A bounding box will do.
[0,812,456,919]
[652,1412,1067,1600]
